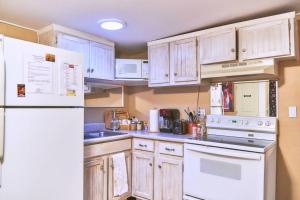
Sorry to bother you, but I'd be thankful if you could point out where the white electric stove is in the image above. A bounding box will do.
[184,115,277,200]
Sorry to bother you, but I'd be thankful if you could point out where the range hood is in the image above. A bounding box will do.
[201,59,278,80]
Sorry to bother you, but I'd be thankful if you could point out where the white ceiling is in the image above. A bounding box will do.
[0,0,300,54]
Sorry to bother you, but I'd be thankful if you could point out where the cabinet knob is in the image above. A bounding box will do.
[149,163,153,167]
[165,74,169,77]
[158,165,162,169]
[231,48,236,53]
[91,68,94,73]
[242,49,247,53]
[174,73,177,76]
[87,68,90,73]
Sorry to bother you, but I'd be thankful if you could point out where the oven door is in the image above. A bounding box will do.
[184,144,265,200]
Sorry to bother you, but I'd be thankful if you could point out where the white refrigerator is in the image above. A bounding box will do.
[0,35,84,200]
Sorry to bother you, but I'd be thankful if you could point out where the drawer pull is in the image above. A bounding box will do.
[139,144,147,148]
[165,147,175,151]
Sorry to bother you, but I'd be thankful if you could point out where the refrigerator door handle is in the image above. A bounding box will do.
[0,35,5,106]
[0,108,4,163]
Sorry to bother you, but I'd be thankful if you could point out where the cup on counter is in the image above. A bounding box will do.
[187,122,197,135]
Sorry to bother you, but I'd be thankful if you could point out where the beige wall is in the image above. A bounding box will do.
[85,87,124,107]
[127,85,210,121]
[276,61,300,200]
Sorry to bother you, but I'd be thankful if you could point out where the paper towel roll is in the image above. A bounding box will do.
[149,109,159,132]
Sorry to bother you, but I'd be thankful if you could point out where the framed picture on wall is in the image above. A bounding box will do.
[222,82,234,112]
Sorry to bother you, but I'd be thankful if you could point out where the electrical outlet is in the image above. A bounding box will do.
[288,106,297,118]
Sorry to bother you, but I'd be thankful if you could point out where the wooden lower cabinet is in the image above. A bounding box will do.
[108,151,132,200]
[84,156,108,200]
[154,155,183,200]
[132,151,154,200]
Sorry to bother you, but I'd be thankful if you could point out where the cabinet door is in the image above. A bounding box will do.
[154,156,183,200]
[170,38,198,82]
[57,33,90,77]
[239,19,291,61]
[148,43,170,85]
[84,157,108,200]
[199,27,236,64]
[108,151,132,200]
[90,41,115,80]
[132,151,154,200]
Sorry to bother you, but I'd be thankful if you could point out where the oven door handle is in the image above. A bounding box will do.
[186,147,261,160]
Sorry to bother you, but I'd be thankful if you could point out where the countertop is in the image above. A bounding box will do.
[83,123,274,152]
[84,129,192,145]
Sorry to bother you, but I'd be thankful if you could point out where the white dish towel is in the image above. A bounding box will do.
[112,152,128,197]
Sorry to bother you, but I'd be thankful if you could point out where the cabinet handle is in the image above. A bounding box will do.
[87,68,90,73]
[231,48,236,53]
[91,68,94,73]
[85,160,99,166]
[174,73,177,76]
[165,74,169,77]
[149,163,153,167]
[100,165,104,171]
[242,49,247,53]
[139,144,147,148]
[165,147,175,152]
[110,164,114,169]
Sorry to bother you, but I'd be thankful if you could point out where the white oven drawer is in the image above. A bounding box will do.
[184,144,265,200]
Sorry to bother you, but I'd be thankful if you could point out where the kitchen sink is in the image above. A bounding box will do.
[84,131,127,139]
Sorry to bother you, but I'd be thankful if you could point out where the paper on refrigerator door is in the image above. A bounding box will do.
[60,63,79,96]
[23,54,54,94]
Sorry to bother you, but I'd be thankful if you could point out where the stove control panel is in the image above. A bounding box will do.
[206,115,277,132]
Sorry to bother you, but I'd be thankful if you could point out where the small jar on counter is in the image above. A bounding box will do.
[130,122,137,131]
[137,121,144,131]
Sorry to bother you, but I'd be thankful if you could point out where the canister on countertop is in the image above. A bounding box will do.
[130,122,137,131]
[137,121,144,131]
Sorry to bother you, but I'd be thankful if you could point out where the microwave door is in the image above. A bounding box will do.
[116,59,142,79]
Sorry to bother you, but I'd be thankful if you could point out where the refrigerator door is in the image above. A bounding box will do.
[0,108,83,200]
[4,37,84,107]
[0,35,4,106]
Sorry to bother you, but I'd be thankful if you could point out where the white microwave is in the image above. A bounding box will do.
[115,59,149,79]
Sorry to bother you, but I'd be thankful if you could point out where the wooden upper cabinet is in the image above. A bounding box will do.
[199,27,237,64]
[170,38,198,82]
[57,33,90,77]
[148,43,170,85]
[154,155,183,200]
[239,19,291,61]
[89,41,115,80]
[84,157,108,200]
[132,151,154,200]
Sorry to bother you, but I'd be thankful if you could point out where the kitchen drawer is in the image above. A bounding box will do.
[84,139,131,159]
[133,138,154,152]
[158,141,183,157]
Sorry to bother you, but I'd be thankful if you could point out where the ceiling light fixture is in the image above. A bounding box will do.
[98,19,126,30]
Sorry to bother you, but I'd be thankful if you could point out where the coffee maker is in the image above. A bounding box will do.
[159,109,180,133]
